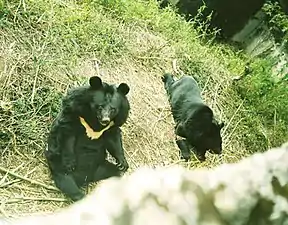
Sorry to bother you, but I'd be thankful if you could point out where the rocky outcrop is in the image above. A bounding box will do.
[2,142,288,225]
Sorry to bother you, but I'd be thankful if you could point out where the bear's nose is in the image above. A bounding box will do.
[100,117,110,126]
[214,148,222,154]
[209,147,222,154]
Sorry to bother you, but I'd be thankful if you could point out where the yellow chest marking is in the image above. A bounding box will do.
[79,117,114,140]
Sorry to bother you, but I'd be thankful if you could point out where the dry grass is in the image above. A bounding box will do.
[0,0,253,219]
[0,54,249,217]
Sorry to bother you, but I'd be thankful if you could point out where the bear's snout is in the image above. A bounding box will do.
[97,106,112,126]
[100,117,110,126]
[209,147,222,155]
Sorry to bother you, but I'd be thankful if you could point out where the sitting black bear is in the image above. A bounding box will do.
[162,73,224,161]
[45,76,130,201]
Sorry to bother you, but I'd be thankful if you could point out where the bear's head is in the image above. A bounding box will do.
[87,76,130,127]
[61,76,130,130]
[185,105,224,155]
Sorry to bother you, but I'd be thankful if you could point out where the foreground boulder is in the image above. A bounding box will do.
[2,142,288,225]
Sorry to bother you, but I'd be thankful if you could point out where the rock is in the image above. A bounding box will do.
[4,142,288,225]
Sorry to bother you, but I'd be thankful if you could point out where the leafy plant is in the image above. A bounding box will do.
[263,1,288,45]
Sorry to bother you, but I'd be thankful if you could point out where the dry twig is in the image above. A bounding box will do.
[3,197,67,204]
[0,166,59,192]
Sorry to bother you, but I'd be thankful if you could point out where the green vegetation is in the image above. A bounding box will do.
[232,1,288,151]
[0,0,287,215]
[263,1,288,45]
[233,56,288,152]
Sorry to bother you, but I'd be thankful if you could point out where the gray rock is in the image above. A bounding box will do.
[6,142,288,225]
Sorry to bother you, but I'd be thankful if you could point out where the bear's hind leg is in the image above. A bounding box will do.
[52,173,85,201]
[92,161,121,183]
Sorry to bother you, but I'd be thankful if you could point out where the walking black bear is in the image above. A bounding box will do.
[162,73,224,161]
[45,76,130,201]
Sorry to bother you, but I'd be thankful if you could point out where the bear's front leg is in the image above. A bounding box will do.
[105,128,129,172]
[61,135,76,172]
[175,122,187,138]
[176,139,191,161]
[191,148,206,162]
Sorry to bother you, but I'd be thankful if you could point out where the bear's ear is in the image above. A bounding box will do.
[117,83,130,95]
[89,76,103,90]
[219,122,224,129]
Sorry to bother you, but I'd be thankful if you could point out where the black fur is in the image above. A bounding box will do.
[45,76,130,201]
[162,73,224,162]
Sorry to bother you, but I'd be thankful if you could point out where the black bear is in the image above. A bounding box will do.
[162,73,224,161]
[45,76,130,201]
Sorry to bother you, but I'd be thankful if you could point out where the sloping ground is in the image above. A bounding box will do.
[0,56,249,217]
[0,0,251,217]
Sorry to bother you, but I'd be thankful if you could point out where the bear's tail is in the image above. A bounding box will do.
[161,73,174,96]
